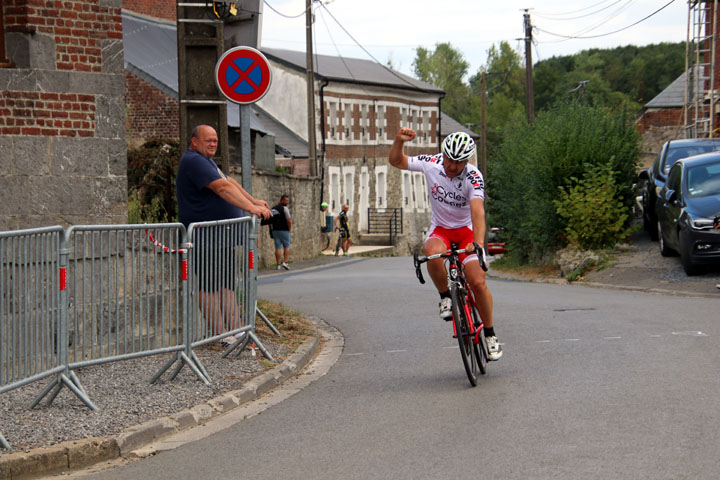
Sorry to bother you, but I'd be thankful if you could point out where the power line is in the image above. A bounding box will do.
[263,0,310,19]
[563,0,636,38]
[536,0,676,40]
[533,0,629,22]
[533,0,615,17]
[316,1,418,88]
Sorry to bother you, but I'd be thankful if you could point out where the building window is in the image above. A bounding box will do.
[375,166,387,209]
[343,166,355,212]
[329,101,337,140]
[344,102,352,141]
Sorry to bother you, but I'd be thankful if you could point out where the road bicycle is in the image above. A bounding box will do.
[320,226,331,251]
[413,242,488,386]
[334,230,343,255]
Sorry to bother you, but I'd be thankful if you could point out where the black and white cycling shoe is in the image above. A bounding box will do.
[439,297,452,321]
[486,336,503,361]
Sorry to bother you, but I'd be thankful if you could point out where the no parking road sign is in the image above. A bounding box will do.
[215,46,272,104]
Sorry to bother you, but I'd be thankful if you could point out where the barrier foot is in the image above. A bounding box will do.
[190,351,210,381]
[227,334,252,359]
[220,334,247,359]
[29,373,97,411]
[151,352,211,386]
[246,331,275,363]
[0,431,10,451]
[257,306,281,337]
[59,373,97,411]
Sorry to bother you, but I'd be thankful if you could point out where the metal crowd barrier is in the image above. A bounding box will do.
[0,218,271,451]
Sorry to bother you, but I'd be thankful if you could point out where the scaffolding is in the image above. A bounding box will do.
[686,0,719,138]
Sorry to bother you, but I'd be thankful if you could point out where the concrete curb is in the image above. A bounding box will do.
[0,334,321,480]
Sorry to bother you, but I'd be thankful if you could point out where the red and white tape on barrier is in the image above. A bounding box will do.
[145,229,187,254]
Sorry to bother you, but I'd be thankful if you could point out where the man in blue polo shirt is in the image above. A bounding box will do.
[177,124,272,346]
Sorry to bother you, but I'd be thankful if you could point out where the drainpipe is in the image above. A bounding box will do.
[437,93,445,151]
[319,78,329,206]
[0,5,15,68]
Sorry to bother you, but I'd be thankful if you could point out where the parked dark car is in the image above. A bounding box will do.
[637,138,720,240]
[655,152,720,275]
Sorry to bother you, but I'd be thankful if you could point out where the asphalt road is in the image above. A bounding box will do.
[81,256,720,480]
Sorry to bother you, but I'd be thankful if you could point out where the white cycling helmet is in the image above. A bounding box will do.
[442,132,475,162]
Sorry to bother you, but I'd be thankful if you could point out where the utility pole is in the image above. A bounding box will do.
[306,0,317,176]
[524,9,534,123]
[480,70,487,178]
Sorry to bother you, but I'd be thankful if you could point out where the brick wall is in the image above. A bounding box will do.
[125,72,179,145]
[636,107,684,135]
[0,0,127,230]
[123,0,176,22]
[4,0,121,72]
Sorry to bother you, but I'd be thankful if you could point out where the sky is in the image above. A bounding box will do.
[259,0,688,78]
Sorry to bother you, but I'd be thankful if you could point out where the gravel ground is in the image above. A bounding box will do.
[582,229,720,296]
[0,339,289,452]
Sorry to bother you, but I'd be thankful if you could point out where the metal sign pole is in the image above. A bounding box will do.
[240,104,252,193]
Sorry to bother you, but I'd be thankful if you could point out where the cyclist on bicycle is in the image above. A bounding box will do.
[389,126,502,360]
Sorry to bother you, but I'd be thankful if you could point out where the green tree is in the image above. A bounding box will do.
[413,42,471,121]
[488,100,639,263]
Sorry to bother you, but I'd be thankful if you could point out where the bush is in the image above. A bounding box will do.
[488,100,639,263]
[127,139,180,223]
[554,162,631,250]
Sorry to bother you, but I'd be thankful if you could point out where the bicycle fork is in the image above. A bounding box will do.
[449,264,482,345]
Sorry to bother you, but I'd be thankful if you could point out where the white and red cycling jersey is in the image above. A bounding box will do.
[407,152,485,231]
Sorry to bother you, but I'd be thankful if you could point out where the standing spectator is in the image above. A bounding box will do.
[271,194,292,270]
[320,201,333,232]
[176,124,271,345]
[335,204,352,256]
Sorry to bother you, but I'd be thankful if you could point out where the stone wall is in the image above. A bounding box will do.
[241,169,323,269]
[0,0,127,230]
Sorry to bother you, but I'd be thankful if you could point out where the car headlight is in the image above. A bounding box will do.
[688,214,715,230]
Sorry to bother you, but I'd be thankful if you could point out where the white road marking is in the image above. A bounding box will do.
[387,349,407,353]
[536,340,551,343]
[671,331,708,337]
[565,338,580,341]
[346,352,365,356]
[604,336,622,339]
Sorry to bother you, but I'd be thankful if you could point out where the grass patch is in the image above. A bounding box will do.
[490,255,560,279]
[257,298,315,350]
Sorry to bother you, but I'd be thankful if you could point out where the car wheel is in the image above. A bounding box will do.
[679,234,701,276]
[658,221,676,257]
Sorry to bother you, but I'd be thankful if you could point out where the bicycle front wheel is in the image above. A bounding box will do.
[321,232,330,251]
[470,305,487,375]
[451,286,478,386]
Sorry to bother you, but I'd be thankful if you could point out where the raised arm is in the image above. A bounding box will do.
[388,127,416,170]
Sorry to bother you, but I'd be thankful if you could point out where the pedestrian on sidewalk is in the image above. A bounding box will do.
[270,194,292,270]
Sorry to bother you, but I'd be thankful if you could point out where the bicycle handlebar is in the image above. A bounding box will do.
[413,242,488,285]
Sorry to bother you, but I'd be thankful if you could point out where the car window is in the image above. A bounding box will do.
[662,145,720,174]
[687,162,720,198]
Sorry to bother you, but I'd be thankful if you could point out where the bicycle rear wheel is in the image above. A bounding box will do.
[451,286,478,386]
[334,234,342,255]
[470,305,487,375]
[321,232,330,251]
